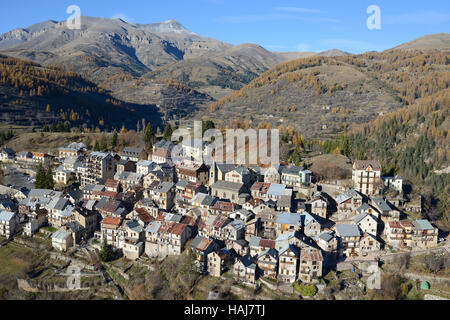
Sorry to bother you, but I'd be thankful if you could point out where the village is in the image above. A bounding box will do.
[0,137,448,300]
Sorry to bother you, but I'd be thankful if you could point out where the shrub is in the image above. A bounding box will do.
[293,283,317,296]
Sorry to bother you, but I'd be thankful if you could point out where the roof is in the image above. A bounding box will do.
[279,244,299,256]
[353,160,381,171]
[51,229,71,240]
[28,189,62,198]
[175,180,189,189]
[211,180,244,192]
[102,199,121,213]
[300,247,323,261]
[300,212,317,226]
[372,197,392,212]
[267,184,285,197]
[352,212,369,225]
[277,212,301,226]
[250,181,270,192]
[281,166,302,175]
[154,139,174,150]
[216,163,236,173]
[336,189,362,204]
[258,248,278,260]
[192,235,214,252]
[233,166,250,176]
[318,231,334,242]
[336,224,361,237]
[356,203,372,214]
[101,216,123,226]
[0,211,15,221]
[412,219,434,231]
[145,221,162,233]
[276,231,296,242]
[152,147,170,158]
[125,219,144,233]
[239,254,256,269]
[277,195,292,207]
[154,181,174,194]
[47,197,69,211]
[169,223,188,236]
[122,147,143,155]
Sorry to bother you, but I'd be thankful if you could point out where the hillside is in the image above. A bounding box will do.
[0,54,162,130]
[204,49,449,138]
[348,89,449,227]
[391,33,450,51]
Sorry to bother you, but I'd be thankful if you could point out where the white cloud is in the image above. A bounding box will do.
[295,43,312,51]
[216,14,339,24]
[276,7,326,14]
[384,11,450,25]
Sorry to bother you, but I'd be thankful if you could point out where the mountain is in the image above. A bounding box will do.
[145,43,286,99]
[0,17,232,80]
[204,48,449,138]
[0,54,162,130]
[390,33,450,51]
[0,17,289,112]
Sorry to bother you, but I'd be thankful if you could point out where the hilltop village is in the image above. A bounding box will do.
[0,138,446,299]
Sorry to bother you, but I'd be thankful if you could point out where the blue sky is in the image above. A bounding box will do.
[0,0,449,53]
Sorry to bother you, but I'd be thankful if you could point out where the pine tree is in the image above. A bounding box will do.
[111,129,118,149]
[100,239,114,262]
[94,140,100,151]
[35,163,46,189]
[100,134,108,151]
[143,123,155,150]
[163,123,173,141]
[45,166,54,189]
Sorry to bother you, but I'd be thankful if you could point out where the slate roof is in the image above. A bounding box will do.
[412,219,434,231]
[277,212,301,226]
[240,254,256,269]
[352,212,369,225]
[318,231,334,242]
[216,163,237,173]
[211,180,244,192]
[278,244,299,256]
[281,166,302,175]
[51,229,71,240]
[258,247,278,260]
[0,211,15,221]
[336,224,361,237]
[267,184,285,197]
[372,197,392,212]
[125,219,144,233]
[154,181,174,194]
[353,160,381,171]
